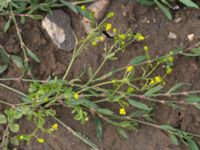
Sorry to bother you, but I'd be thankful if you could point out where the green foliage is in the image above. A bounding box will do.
[160,124,199,150]
[0,5,200,150]
[128,99,152,111]
[94,117,103,140]
[134,0,199,20]
[0,0,94,74]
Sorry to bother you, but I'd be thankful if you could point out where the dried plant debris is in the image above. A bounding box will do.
[42,10,76,51]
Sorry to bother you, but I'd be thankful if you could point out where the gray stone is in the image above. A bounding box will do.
[42,10,76,51]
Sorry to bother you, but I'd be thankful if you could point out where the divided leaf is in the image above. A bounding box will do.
[0,64,8,74]
[130,55,146,65]
[0,114,7,124]
[29,15,43,20]
[97,108,114,116]
[4,18,11,33]
[76,6,94,20]
[116,128,129,139]
[168,83,190,93]
[145,85,163,96]
[191,48,200,55]
[76,132,99,150]
[10,136,19,146]
[154,0,172,20]
[0,46,10,63]
[26,48,40,62]
[179,0,199,9]
[94,117,103,140]
[11,55,24,69]
[187,139,199,150]
[160,125,176,132]
[128,99,151,111]
[185,96,200,104]
[169,134,179,145]
[134,0,155,5]
[59,0,78,13]
[9,123,20,133]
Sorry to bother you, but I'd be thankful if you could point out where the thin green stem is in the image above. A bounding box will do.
[0,100,15,107]
[0,83,28,97]
[10,6,28,61]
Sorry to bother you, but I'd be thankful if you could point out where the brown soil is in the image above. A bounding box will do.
[1,0,200,150]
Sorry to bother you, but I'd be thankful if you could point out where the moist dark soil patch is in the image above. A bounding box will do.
[1,0,200,150]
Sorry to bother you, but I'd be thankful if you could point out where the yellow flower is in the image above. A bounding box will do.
[119,108,126,115]
[37,138,45,143]
[154,76,162,83]
[127,87,134,93]
[127,66,133,72]
[134,33,145,41]
[81,5,86,10]
[19,135,24,140]
[92,41,97,46]
[166,67,173,74]
[74,93,79,100]
[51,123,58,130]
[112,79,116,84]
[168,56,174,62]
[107,12,115,18]
[113,28,117,33]
[44,97,49,102]
[105,23,112,31]
[144,45,149,51]
[119,34,126,40]
[149,79,155,85]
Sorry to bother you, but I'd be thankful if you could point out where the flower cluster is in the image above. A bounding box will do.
[134,33,145,41]
[119,108,126,115]
[149,75,163,85]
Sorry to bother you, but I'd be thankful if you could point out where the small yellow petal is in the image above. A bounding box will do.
[107,12,115,18]
[51,123,58,130]
[119,34,126,40]
[149,79,155,85]
[112,79,117,84]
[105,23,112,31]
[74,93,79,100]
[19,135,24,140]
[135,33,145,41]
[166,67,173,74]
[127,87,134,93]
[81,5,86,10]
[119,108,126,115]
[92,41,97,46]
[37,138,45,143]
[113,28,117,33]
[154,76,162,83]
[144,45,149,51]
[127,66,133,72]
[168,56,174,62]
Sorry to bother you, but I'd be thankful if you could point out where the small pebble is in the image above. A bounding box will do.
[187,33,195,41]
[168,32,177,40]
[174,18,182,23]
